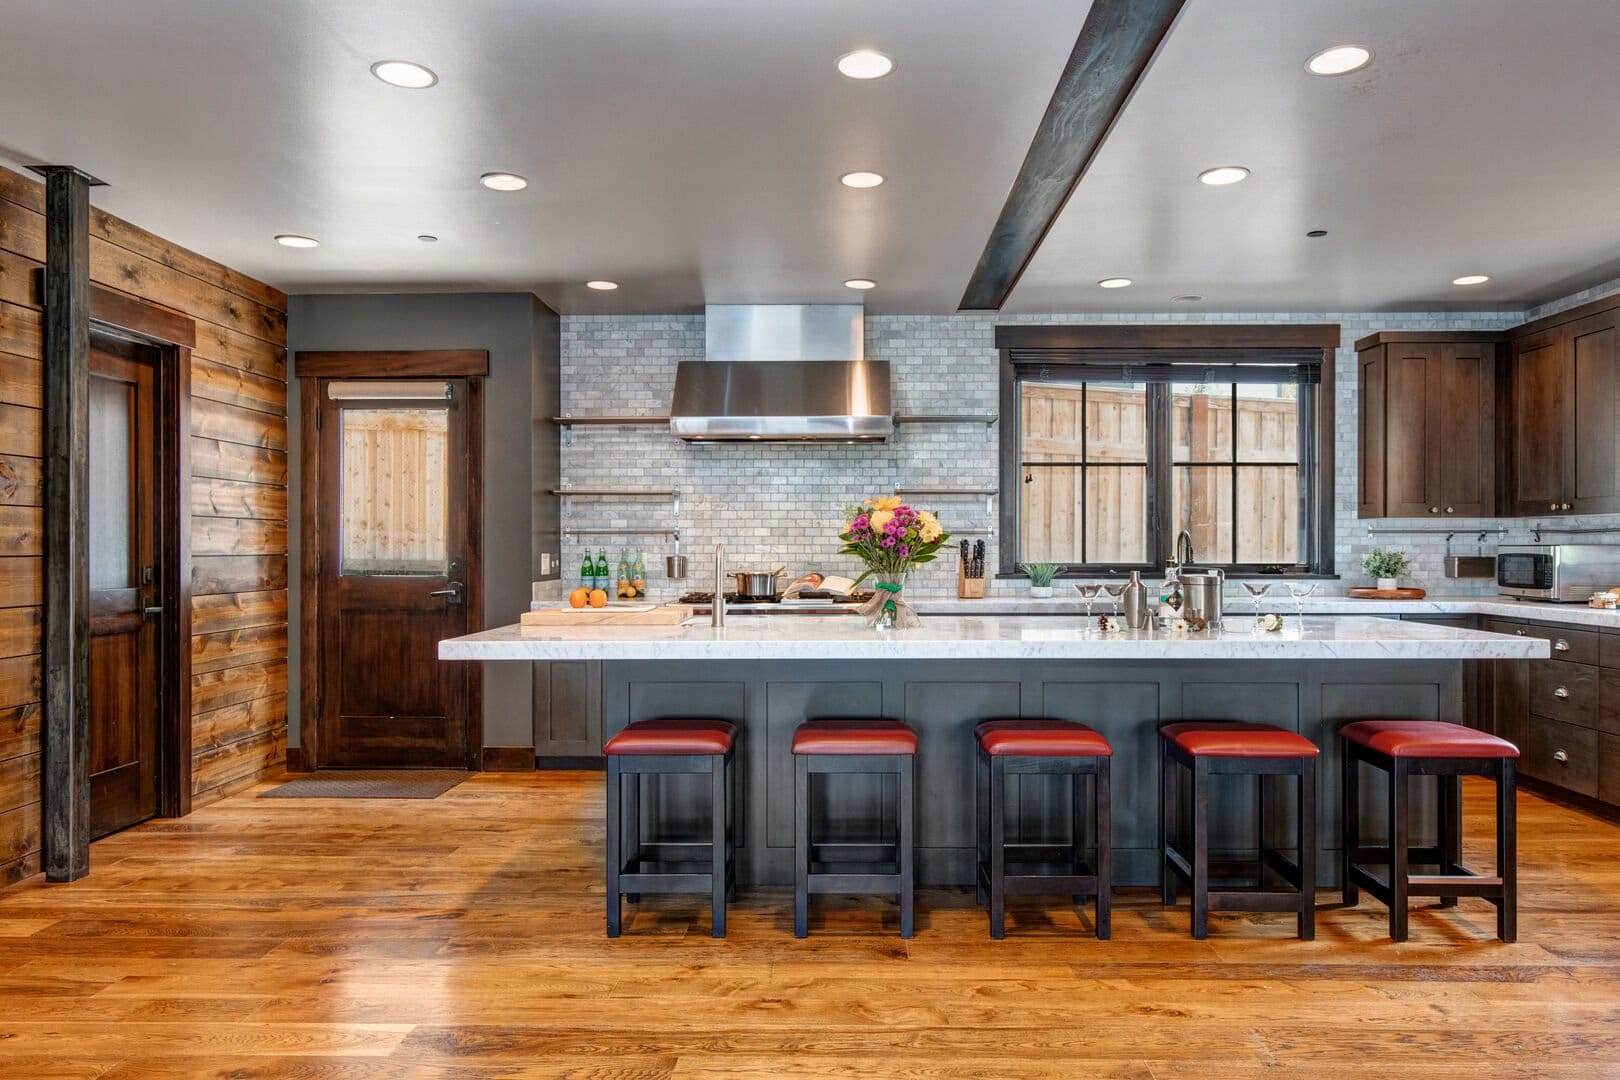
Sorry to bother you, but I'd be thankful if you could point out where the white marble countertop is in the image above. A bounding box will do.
[440,614,1549,663]
[909,594,1620,628]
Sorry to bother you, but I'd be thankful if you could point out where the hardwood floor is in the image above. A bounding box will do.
[0,771,1616,1078]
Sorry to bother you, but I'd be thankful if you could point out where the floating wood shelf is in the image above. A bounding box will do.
[894,487,998,497]
[550,489,678,498]
[892,413,998,425]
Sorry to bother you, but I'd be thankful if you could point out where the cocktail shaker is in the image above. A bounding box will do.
[1123,570,1150,629]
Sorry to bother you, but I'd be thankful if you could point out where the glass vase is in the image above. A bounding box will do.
[872,572,908,630]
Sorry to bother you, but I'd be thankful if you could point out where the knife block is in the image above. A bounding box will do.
[957,557,986,599]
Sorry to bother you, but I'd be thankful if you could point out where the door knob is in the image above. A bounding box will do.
[430,582,466,604]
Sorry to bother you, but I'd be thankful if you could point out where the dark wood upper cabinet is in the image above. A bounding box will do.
[1356,334,1496,518]
[1505,309,1620,516]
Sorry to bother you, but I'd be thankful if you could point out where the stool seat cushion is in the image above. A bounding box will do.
[1340,719,1519,759]
[792,719,918,755]
[604,719,736,756]
[1160,721,1320,759]
[976,719,1113,758]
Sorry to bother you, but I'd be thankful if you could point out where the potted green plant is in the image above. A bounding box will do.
[1019,562,1060,598]
[1361,548,1411,591]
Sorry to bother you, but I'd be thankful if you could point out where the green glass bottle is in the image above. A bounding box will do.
[579,548,596,591]
[593,549,609,592]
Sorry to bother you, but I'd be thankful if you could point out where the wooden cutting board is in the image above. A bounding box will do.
[521,604,693,627]
[1346,587,1427,600]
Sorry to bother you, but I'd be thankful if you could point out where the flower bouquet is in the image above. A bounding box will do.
[838,496,950,629]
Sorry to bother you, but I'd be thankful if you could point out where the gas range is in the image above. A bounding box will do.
[674,590,874,615]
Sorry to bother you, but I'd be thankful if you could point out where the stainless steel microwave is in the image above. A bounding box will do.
[1497,544,1620,602]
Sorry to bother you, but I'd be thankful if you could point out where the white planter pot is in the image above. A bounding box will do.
[1377,577,1397,591]
[1029,586,1054,598]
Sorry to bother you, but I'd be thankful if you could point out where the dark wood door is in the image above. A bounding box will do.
[1356,348,1385,517]
[1510,330,1570,516]
[1435,343,1495,517]
[317,379,474,768]
[1570,312,1620,515]
[1384,345,1438,517]
[88,336,162,838]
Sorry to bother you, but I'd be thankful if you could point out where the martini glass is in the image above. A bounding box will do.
[1241,581,1273,627]
[1075,583,1102,623]
[1287,582,1319,627]
[1103,582,1128,624]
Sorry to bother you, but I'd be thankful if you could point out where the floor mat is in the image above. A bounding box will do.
[260,770,471,799]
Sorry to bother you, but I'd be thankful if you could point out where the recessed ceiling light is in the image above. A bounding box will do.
[1305,45,1373,77]
[844,278,877,290]
[1098,277,1132,289]
[1453,274,1490,286]
[840,171,885,189]
[1198,166,1250,186]
[1171,294,1204,302]
[1306,229,1328,238]
[836,50,894,80]
[585,280,619,291]
[479,172,528,191]
[417,234,438,243]
[274,234,319,248]
[370,60,438,89]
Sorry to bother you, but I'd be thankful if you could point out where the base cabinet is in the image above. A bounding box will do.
[532,660,604,758]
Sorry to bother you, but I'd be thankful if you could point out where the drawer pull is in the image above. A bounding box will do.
[1554,749,1569,763]
[1515,628,1527,636]
[1554,686,1571,699]
[1554,638,1571,652]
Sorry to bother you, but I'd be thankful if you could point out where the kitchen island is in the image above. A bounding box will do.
[441,616,1546,886]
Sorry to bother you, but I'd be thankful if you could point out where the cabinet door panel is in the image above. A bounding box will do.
[1522,715,1598,796]
[1571,313,1620,514]
[1437,344,1494,516]
[1510,333,1568,515]
[1357,350,1386,517]
[1385,346,1437,517]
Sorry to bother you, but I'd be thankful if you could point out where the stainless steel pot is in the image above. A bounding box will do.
[730,567,785,597]
[1180,567,1225,628]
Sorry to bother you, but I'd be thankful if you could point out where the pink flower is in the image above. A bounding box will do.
[897,544,910,558]
[881,536,895,548]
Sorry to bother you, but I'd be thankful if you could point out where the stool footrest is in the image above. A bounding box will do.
[807,871,906,895]
[618,868,731,894]
[1205,890,1313,912]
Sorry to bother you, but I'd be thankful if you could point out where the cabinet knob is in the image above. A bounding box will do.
[1554,685,1571,699]
[1552,503,1561,511]
[1429,506,1440,514]
[1554,638,1570,652]
[1564,502,1574,510]
[1515,628,1527,636]
[1445,507,1454,514]
[1554,749,1569,763]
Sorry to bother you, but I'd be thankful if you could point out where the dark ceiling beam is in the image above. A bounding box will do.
[958,0,1186,312]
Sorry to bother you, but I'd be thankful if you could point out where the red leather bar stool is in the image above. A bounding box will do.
[1159,722,1318,940]
[1340,720,1518,942]
[604,719,737,938]
[975,719,1113,939]
[792,719,918,939]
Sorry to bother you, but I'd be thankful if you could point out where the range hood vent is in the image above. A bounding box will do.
[669,305,891,442]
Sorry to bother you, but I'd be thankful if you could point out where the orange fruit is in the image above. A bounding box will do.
[589,589,608,608]
[568,588,588,609]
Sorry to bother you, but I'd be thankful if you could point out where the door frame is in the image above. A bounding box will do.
[40,273,196,877]
[293,349,488,770]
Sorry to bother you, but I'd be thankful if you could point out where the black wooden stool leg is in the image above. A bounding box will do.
[899,754,916,940]
[1095,759,1112,940]
[1342,744,1360,907]
[1388,759,1410,942]
[605,757,622,938]
[623,769,641,904]
[1437,773,1461,908]
[1191,757,1211,941]
[710,753,728,938]
[988,756,1006,939]
[1160,740,1176,907]
[794,754,810,939]
[727,753,739,902]
[1498,760,1518,943]
[1298,760,1316,941]
[1257,772,1272,892]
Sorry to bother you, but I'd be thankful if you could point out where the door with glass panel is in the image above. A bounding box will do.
[316,378,474,768]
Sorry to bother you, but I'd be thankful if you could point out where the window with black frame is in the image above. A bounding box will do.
[1008,356,1324,575]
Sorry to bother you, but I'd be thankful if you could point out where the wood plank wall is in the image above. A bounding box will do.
[0,165,288,885]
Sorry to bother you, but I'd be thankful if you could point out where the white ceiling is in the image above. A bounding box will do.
[1,0,1618,315]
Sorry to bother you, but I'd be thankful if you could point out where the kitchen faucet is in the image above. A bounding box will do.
[711,543,726,628]
[1173,530,1196,573]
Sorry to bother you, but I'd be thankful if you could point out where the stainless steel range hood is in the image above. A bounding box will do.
[669,305,892,442]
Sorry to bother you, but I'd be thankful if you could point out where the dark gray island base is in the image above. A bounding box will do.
[599,657,1465,888]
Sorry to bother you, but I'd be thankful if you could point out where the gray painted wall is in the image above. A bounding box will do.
[286,292,557,751]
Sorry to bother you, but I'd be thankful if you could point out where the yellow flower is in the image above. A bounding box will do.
[865,495,902,512]
[920,522,942,543]
[869,509,895,532]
